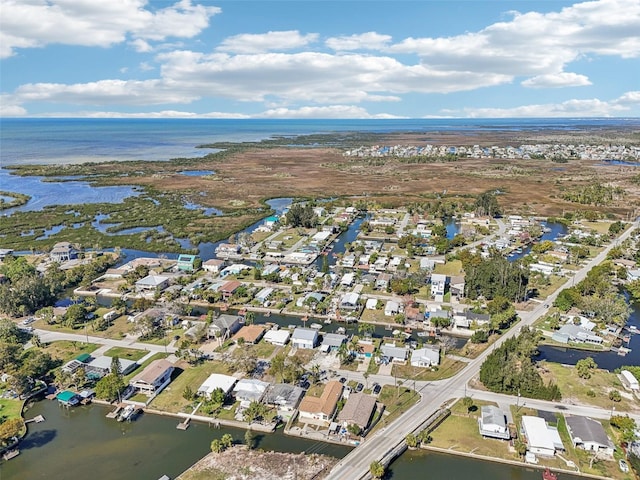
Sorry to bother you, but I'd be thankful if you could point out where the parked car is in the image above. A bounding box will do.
[619,459,629,473]
[339,377,347,384]
[355,382,364,393]
[372,383,382,395]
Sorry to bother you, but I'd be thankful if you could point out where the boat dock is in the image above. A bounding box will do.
[106,404,125,419]
[25,415,45,424]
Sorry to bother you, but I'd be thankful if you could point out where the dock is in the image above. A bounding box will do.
[25,415,45,424]
[176,418,190,430]
[2,449,19,461]
[106,404,124,419]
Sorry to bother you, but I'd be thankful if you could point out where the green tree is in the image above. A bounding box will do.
[475,191,500,217]
[94,373,124,401]
[462,396,474,413]
[110,356,122,377]
[220,433,233,449]
[369,460,385,479]
[182,385,194,401]
[210,439,224,453]
[575,357,597,379]
[609,389,622,402]
[244,428,256,449]
[0,418,24,445]
[405,433,418,448]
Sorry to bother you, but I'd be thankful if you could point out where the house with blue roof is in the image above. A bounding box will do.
[177,254,199,272]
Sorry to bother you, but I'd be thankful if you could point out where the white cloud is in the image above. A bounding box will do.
[452,91,639,117]
[139,62,154,71]
[0,95,27,116]
[130,39,153,53]
[325,32,392,51]
[217,31,319,54]
[522,72,592,88]
[390,0,640,80]
[0,0,220,59]
[256,105,401,119]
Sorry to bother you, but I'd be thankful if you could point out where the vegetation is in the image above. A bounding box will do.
[369,460,385,479]
[480,327,561,401]
[285,203,317,228]
[461,253,529,302]
[475,191,500,217]
[562,183,625,206]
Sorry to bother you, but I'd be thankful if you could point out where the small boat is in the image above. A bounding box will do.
[542,467,558,480]
[324,319,332,325]
[117,404,136,422]
[264,311,271,317]
[417,331,430,338]
[392,329,401,336]
[336,327,346,335]
[310,323,323,330]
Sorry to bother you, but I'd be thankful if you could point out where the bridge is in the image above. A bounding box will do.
[325,220,639,480]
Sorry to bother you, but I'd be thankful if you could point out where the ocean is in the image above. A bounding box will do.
[1,117,639,166]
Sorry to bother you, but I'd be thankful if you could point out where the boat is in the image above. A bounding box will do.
[392,329,401,336]
[310,323,323,330]
[336,327,346,335]
[117,404,136,422]
[417,331,430,337]
[542,467,558,480]
[324,319,332,325]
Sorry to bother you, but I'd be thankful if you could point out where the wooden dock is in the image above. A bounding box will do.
[106,404,124,419]
[25,415,45,424]
[176,418,190,430]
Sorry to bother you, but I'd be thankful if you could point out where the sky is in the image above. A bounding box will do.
[1,0,639,118]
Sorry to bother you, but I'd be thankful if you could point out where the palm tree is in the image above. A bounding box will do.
[244,311,255,325]
[369,461,385,479]
[210,439,224,453]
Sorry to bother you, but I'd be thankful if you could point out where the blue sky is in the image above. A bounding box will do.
[1,0,639,118]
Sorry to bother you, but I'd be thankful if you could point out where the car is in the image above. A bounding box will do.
[619,459,629,473]
[21,317,35,326]
[355,382,364,393]
[372,383,382,395]
[299,381,311,390]
[339,377,347,384]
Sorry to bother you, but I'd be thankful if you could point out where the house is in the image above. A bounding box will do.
[565,416,614,457]
[298,380,343,425]
[232,324,266,344]
[430,273,447,302]
[380,344,409,363]
[340,292,360,311]
[203,258,225,273]
[208,314,242,339]
[50,242,77,262]
[337,393,378,431]
[449,276,465,299]
[84,356,137,379]
[198,373,237,399]
[427,309,450,327]
[478,405,510,440]
[410,346,440,367]
[263,328,290,346]
[621,370,639,391]
[219,280,242,300]
[129,359,175,396]
[254,287,274,305]
[263,383,305,413]
[420,258,436,271]
[291,328,319,349]
[233,378,270,406]
[521,416,564,457]
[215,243,241,259]
[321,333,347,353]
[297,292,324,308]
[552,324,603,345]
[341,272,355,287]
[184,321,207,342]
[356,341,375,359]
[177,254,198,272]
[219,263,251,277]
[384,300,400,317]
[376,273,392,290]
[135,275,170,292]
[365,298,378,310]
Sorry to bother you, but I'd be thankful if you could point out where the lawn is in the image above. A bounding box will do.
[245,341,277,360]
[103,346,148,361]
[391,357,466,381]
[371,384,420,434]
[0,398,23,422]
[42,340,100,362]
[539,361,637,412]
[433,260,464,276]
[150,361,231,413]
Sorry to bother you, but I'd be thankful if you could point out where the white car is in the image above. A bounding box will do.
[619,459,629,473]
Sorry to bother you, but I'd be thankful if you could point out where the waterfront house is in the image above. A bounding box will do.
[233,378,270,407]
[219,263,251,278]
[50,242,77,263]
[298,380,343,426]
[365,298,378,310]
[85,356,138,379]
[520,416,564,457]
[176,254,198,272]
[232,324,266,344]
[254,287,274,305]
[219,280,242,300]
[263,383,305,413]
[628,269,640,281]
[129,359,175,396]
[291,328,319,349]
[336,393,378,432]
[410,345,440,368]
[216,243,241,259]
[340,292,360,311]
[320,333,347,353]
[135,275,170,292]
[552,324,603,345]
[203,258,225,274]
[56,390,80,407]
[208,314,242,339]
[263,328,290,346]
[420,258,436,271]
[478,405,511,440]
[356,341,375,359]
[198,373,237,399]
[565,416,614,457]
[380,344,409,364]
[621,370,639,391]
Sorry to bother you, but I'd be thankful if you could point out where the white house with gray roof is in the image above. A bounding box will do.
[565,416,614,457]
[410,345,440,367]
[478,405,510,440]
[380,344,409,363]
[291,328,319,349]
[321,333,347,353]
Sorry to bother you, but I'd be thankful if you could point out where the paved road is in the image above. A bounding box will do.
[35,329,178,354]
[325,220,638,480]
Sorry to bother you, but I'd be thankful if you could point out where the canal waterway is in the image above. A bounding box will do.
[508,221,568,262]
[2,398,585,480]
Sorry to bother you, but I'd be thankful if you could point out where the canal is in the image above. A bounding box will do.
[2,399,585,480]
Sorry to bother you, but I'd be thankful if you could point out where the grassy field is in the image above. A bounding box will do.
[433,260,464,276]
[150,361,231,413]
[42,340,100,362]
[539,361,638,412]
[103,346,148,361]
[391,357,466,381]
[372,384,420,434]
[0,398,23,422]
